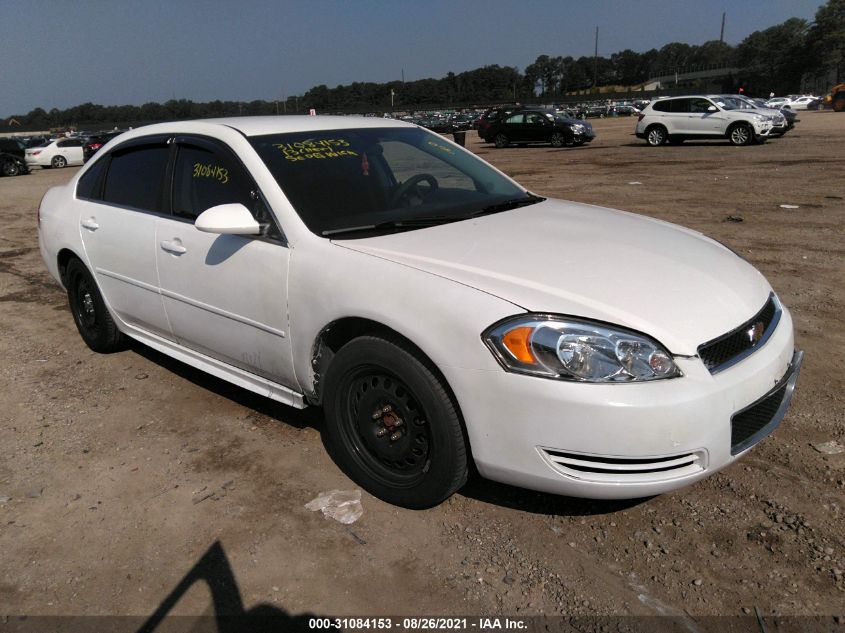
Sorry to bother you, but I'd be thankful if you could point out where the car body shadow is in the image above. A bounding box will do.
[129,341,318,432]
[459,474,650,517]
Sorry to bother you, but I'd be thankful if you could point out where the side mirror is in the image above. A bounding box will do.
[195,203,261,235]
[707,105,718,112]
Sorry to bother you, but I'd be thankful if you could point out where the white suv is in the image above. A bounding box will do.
[635,95,773,146]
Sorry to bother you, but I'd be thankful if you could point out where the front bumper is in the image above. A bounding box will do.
[445,307,799,499]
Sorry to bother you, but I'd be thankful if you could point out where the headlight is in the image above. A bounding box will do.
[570,124,585,133]
[483,316,682,382]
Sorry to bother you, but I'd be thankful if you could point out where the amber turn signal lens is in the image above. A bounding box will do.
[502,326,536,364]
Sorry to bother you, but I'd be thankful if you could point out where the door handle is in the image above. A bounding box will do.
[80,218,99,231]
[160,239,187,255]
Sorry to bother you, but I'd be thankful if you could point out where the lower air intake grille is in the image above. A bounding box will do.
[540,448,706,484]
[730,350,803,455]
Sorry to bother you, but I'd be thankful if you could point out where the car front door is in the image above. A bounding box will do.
[154,136,296,387]
[76,138,174,340]
[523,112,552,143]
[688,98,725,134]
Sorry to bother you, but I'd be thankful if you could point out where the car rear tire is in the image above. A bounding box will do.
[645,125,667,146]
[833,94,845,112]
[2,160,20,177]
[494,133,509,148]
[729,123,753,146]
[550,132,566,148]
[66,258,126,353]
[323,335,468,509]
[51,155,67,168]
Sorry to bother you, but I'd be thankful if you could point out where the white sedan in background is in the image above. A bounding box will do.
[781,96,820,110]
[25,137,85,169]
[37,117,802,508]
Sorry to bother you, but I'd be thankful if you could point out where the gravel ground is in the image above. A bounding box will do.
[0,112,843,627]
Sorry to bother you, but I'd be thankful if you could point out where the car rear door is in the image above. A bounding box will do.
[76,138,174,339]
[56,138,85,165]
[154,135,296,387]
[500,113,527,142]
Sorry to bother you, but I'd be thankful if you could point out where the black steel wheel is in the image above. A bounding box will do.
[323,336,468,508]
[66,258,125,353]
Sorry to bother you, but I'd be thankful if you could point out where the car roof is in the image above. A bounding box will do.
[130,115,415,138]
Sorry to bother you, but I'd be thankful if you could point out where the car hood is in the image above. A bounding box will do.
[335,199,772,355]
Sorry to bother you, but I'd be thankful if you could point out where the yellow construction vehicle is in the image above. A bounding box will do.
[826,83,845,111]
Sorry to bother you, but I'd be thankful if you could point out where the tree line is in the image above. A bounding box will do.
[4,0,842,131]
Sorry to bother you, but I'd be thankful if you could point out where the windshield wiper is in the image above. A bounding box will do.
[470,194,545,218]
[321,215,461,237]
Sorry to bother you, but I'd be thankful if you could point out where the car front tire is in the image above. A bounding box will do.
[323,335,468,509]
[66,258,126,353]
[729,123,753,146]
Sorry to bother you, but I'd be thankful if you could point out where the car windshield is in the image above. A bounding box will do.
[249,126,538,238]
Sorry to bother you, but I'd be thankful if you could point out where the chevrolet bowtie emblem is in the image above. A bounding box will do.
[747,321,765,345]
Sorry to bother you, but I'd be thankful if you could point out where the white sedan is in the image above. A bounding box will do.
[37,117,802,508]
[781,96,820,110]
[25,137,85,169]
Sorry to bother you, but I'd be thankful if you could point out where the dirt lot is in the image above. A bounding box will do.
[1,113,843,627]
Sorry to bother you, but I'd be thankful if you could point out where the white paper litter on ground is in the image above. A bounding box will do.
[811,440,845,455]
[779,204,800,209]
[305,489,363,524]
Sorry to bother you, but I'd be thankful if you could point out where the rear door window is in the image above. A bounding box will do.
[670,99,692,113]
[102,143,170,212]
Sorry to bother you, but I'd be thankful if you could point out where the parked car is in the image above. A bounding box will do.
[635,95,773,146]
[719,95,792,137]
[476,108,515,141]
[448,114,473,131]
[0,137,27,159]
[0,151,28,177]
[38,116,802,508]
[25,138,85,168]
[781,96,821,111]
[83,131,123,162]
[749,98,798,133]
[487,109,596,148]
[764,97,791,109]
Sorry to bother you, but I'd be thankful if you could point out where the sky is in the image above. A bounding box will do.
[1,0,825,117]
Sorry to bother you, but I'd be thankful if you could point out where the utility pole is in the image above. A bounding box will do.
[401,68,405,84]
[719,12,726,43]
[593,26,599,90]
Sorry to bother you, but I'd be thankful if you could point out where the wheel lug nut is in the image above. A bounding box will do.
[376,428,388,438]
[389,430,404,442]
